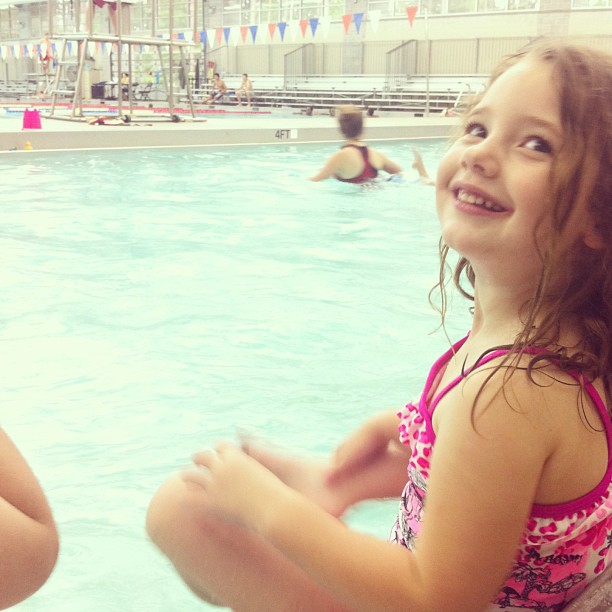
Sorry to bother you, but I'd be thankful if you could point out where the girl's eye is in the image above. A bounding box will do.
[465,122,486,138]
[524,136,553,154]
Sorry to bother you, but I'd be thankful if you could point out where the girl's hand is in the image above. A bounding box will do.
[326,411,401,484]
[181,441,287,531]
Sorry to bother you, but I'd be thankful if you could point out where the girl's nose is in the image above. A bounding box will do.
[461,141,500,178]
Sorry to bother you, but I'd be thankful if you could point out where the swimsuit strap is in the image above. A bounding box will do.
[336,144,377,183]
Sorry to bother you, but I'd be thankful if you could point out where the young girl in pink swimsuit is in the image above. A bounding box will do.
[146,40,612,611]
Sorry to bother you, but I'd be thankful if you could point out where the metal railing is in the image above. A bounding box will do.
[385,39,417,92]
[284,43,314,90]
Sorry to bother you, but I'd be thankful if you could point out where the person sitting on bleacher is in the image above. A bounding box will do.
[205,73,227,105]
[235,73,253,108]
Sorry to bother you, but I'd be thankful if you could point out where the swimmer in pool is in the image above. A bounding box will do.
[308,105,402,183]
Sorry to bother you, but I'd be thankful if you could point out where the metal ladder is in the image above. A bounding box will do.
[49,37,88,118]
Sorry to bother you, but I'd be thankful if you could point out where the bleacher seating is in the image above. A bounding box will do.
[185,74,487,115]
[0,76,74,100]
[0,79,37,99]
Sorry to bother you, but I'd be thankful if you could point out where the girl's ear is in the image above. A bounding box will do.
[583,218,605,250]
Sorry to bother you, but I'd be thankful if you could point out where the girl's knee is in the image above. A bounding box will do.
[146,473,191,547]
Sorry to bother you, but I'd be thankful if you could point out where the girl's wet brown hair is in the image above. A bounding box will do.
[434,39,612,408]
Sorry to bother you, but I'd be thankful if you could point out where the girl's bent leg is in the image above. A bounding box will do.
[146,474,350,612]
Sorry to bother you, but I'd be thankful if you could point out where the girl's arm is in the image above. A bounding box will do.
[242,410,409,516]
[0,428,59,609]
[186,369,549,611]
[326,409,408,485]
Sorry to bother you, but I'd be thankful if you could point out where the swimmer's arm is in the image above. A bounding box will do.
[380,154,403,176]
[252,371,548,611]
[309,151,344,182]
[0,428,59,608]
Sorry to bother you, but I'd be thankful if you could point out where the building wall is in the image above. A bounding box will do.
[1,2,611,83]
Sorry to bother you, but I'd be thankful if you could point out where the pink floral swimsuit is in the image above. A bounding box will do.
[390,336,612,611]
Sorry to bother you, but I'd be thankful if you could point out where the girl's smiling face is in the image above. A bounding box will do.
[435,58,564,290]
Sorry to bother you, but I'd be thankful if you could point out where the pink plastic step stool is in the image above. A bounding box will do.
[22,108,42,129]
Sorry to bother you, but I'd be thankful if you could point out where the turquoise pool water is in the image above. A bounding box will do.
[3,141,470,611]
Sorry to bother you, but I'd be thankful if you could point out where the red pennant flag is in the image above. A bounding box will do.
[268,23,277,41]
[299,19,309,38]
[342,14,352,35]
[240,26,248,43]
[406,6,418,27]
[215,28,223,46]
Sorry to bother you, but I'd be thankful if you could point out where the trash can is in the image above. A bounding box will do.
[92,82,105,99]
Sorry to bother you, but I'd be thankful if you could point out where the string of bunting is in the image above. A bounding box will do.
[0,8,419,58]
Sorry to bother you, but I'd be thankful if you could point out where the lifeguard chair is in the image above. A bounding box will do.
[46,0,198,122]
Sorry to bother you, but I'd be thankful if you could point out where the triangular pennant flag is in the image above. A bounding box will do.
[215,28,223,46]
[319,15,331,39]
[240,26,248,43]
[207,28,216,48]
[299,19,309,38]
[287,20,299,42]
[231,27,239,46]
[369,10,381,32]
[199,30,206,45]
[223,27,231,44]
[177,32,185,40]
[67,41,73,56]
[268,23,276,42]
[406,6,418,27]
[353,13,364,33]
[249,25,258,43]
[309,17,319,37]
[342,14,352,35]
[278,21,287,42]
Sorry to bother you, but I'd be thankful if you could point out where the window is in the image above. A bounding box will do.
[478,0,508,10]
[448,0,477,13]
[508,0,539,8]
[571,0,611,6]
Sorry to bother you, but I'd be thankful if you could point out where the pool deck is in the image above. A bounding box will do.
[0,101,457,152]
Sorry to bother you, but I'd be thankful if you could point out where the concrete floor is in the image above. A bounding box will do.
[0,101,457,152]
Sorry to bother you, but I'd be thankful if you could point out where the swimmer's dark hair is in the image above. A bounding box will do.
[337,105,363,140]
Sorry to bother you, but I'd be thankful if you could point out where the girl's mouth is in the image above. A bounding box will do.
[456,188,507,213]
